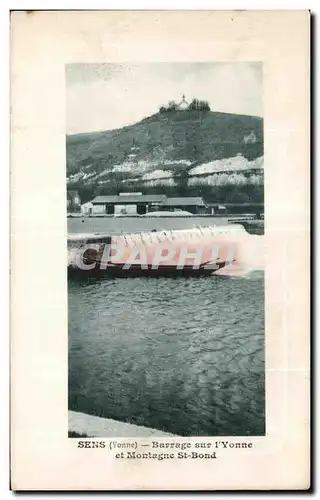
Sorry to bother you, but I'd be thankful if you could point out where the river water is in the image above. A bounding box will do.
[68,217,265,436]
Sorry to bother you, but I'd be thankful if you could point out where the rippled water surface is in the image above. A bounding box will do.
[68,218,265,436]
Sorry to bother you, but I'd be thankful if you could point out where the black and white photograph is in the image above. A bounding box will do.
[67,62,265,438]
[10,10,310,491]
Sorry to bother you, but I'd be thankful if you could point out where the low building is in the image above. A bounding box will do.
[81,201,94,216]
[89,194,207,215]
[160,197,206,214]
[90,194,166,215]
[206,204,227,215]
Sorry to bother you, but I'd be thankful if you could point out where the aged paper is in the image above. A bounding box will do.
[10,10,310,490]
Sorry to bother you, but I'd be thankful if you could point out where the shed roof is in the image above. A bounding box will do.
[91,195,166,204]
[161,197,205,206]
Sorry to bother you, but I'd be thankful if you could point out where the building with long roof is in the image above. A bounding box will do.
[88,193,206,215]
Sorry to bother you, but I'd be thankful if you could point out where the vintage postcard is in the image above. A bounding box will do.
[10,10,310,490]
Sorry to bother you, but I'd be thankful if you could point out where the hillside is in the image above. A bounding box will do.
[66,109,264,203]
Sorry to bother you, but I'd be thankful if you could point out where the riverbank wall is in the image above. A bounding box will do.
[69,411,176,438]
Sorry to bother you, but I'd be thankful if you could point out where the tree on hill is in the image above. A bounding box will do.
[188,98,211,111]
[168,100,178,111]
[159,100,178,113]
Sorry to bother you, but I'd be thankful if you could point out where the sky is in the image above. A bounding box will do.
[66,62,263,135]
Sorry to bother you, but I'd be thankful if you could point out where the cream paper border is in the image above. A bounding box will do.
[10,10,310,490]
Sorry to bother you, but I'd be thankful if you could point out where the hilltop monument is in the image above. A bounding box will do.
[160,94,212,113]
[177,94,189,111]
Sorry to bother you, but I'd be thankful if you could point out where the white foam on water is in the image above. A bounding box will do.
[215,235,265,277]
